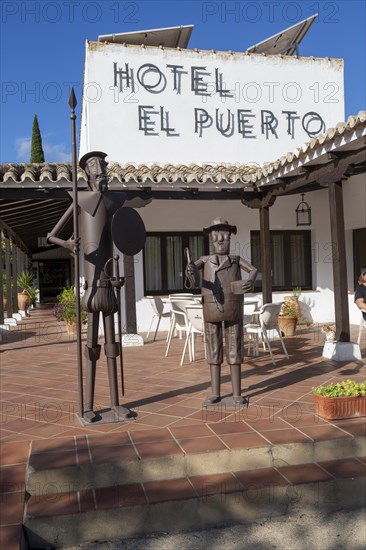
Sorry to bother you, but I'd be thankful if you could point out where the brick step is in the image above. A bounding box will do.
[23,458,366,549]
[26,434,365,496]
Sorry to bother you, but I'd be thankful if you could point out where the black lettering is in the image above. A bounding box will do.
[302,112,325,137]
[215,109,234,137]
[282,111,300,139]
[137,64,166,94]
[138,105,159,135]
[238,109,256,138]
[113,62,134,92]
[194,108,213,137]
[166,64,188,95]
[160,107,179,136]
[261,110,278,139]
[215,68,233,98]
[191,66,211,96]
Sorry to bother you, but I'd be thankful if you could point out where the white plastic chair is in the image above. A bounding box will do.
[181,304,206,364]
[357,316,366,346]
[146,296,171,341]
[165,299,195,365]
[244,303,289,365]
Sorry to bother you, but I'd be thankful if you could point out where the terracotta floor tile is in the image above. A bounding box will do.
[278,463,334,484]
[169,424,213,439]
[133,414,179,428]
[243,416,290,432]
[87,432,131,448]
[299,425,355,442]
[190,472,241,497]
[220,432,271,449]
[144,477,196,503]
[31,437,75,454]
[27,491,78,518]
[95,483,146,509]
[0,525,22,550]
[79,489,96,513]
[134,440,184,459]
[0,465,26,494]
[318,458,366,479]
[29,450,76,471]
[332,420,366,437]
[0,492,25,526]
[90,444,138,464]
[260,428,312,445]
[0,442,30,465]
[209,421,254,436]
[129,428,173,444]
[234,467,288,489]
[159,404,198,417]
[177,436,227,454]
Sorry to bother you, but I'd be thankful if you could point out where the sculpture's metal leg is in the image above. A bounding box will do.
[84,313,101,423]
[204,364,221,404]
[230,364,244,404]
[103,312,131,420]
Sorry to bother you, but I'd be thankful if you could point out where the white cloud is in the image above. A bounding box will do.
[15,137,31,161]
[15,136,71,163]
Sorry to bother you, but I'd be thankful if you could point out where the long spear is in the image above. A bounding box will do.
[69,88,84,417]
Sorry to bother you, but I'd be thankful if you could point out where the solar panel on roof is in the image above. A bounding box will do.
[246,15,317,56]
[98,25,194,49]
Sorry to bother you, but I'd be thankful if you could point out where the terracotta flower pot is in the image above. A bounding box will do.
[278,316,297,337]
[17,291,30,311]
[313,392,366,420]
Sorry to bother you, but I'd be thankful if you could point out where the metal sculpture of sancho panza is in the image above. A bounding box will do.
[185,218,257,406]
[47,151,146,423]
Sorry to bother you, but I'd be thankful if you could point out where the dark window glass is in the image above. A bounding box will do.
[143,232,208,295]
[251,230,312,291]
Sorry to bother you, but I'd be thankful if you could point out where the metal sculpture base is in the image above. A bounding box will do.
[77,407,137,426]
[203,396,248,409]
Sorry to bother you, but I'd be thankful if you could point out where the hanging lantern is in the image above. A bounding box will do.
[296,194,312,226]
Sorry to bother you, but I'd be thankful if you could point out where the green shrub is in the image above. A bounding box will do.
[53,287,87,324]
[312,380,366,397]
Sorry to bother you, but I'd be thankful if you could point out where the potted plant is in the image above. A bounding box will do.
[278,299,300,337]
[53,287,87,334]
[312,380,366,420]
[17,270,35,311]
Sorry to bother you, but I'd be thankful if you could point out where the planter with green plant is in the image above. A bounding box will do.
[312,380,366,420]
[53,287,87,334]
[17,270,36,311]
[278,297,301,337]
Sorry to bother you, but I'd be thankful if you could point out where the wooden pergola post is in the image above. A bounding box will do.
[328,180,350,342]
[260,205,272,305]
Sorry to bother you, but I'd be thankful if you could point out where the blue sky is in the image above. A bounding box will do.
[1,0,365,163]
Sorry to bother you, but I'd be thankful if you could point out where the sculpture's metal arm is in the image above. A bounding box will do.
[184,248,201,288]
[239,257,258,292]
[46,204,80,253]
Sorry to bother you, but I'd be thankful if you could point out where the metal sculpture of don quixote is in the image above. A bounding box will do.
[47,89,146,424]
[185,218,257,407]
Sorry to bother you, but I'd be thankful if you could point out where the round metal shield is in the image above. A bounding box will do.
[112,207,146,256]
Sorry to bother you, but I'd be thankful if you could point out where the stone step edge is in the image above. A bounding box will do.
[23,476,366,549]
[26,435,365,495]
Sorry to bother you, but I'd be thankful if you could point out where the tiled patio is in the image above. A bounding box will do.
[0,308,365,549]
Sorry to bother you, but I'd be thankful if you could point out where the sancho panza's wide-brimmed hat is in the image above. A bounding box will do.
[203,217,237,235]
[79,151,107,171]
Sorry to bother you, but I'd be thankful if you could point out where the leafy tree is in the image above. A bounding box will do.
[30,115,45,163]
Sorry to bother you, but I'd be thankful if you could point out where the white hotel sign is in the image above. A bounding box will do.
[79,42,344,166]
